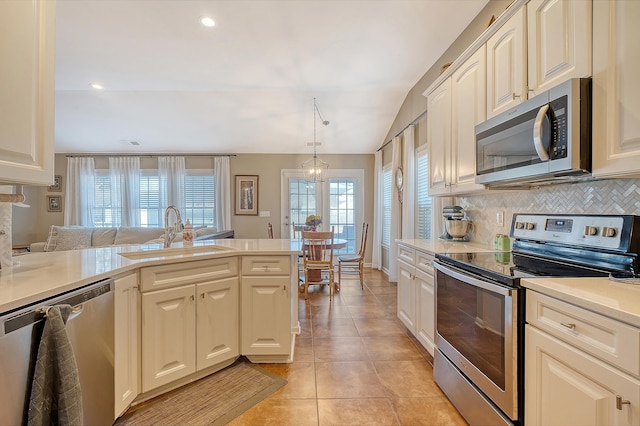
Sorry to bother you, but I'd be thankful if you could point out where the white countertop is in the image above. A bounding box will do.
[522,277,640,328]
[396,239,494,254]
[0,239,300,314]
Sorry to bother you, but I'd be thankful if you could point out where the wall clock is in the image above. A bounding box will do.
[395,167,404,203]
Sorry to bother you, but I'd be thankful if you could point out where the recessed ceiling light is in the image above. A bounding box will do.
[90,83,103,90]
[200,16,215,28]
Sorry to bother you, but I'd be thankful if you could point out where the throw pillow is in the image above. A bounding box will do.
[91,228,117,247]
[114,227,165,245]
[45,226,93,251]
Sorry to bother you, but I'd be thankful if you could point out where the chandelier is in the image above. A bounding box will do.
[302,98,330,182]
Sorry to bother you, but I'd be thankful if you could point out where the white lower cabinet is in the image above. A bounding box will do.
[241,256,291,360]
[141,285,196,392]
[525,291,640,425]
[114,273,139,419]
[396,244,435,356]
[140,258,239,392]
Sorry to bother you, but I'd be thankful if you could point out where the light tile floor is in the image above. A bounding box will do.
[228,269,467,426]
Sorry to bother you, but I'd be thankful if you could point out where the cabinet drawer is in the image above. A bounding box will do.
[242,256,291,276]
[527,291,640,377]
[415,250,434,275]
[397,245,415,264]
[140,257,238,292]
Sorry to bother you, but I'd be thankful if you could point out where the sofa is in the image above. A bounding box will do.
[30,225,234,252]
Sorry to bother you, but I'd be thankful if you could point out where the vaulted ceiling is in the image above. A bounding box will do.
[54,0,488,154]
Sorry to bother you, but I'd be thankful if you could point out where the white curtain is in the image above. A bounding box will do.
[214,156,231,230]
[109,157,140,227]
[64,157,95,226]
[371,150,383,270]
[389,136,403,282]
[158,156,185,225]
[401,125,415,239]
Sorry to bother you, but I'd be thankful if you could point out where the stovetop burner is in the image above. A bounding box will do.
[435,213,640,287]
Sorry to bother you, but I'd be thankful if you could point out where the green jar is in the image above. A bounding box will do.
[494,234,511,251]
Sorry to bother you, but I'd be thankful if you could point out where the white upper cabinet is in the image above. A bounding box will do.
[427,78,452,196]
[451,46,486,194]
[527,0,592,97]
[486,7,526,119]
[592,0,640,178]
[0,0,55,185]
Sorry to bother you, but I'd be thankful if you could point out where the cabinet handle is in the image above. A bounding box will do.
[190,295,195,301]
[560,322,576,330]
[511,92,521,100]
[201,293,205,299]
[616,395,631,410]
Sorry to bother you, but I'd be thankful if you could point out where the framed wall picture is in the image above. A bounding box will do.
[47,195,62,212]
[235,175,258,215]
[49,175,62,192]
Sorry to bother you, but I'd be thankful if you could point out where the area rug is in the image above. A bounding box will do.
[116,359,287,425]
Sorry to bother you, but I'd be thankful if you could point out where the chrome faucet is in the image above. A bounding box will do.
[164,205,183,248]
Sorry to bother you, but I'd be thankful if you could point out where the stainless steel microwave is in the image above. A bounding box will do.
[475,78,591,188]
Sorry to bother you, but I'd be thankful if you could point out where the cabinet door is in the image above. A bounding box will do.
[487,7,526,118]
[451,46,486,195]
[114,274,139,418]
[526,325,640,426]
[241,276,290,355]
[141,286,196,392]
[415,268,435,356]
[592,0,640,178]
[527,0,591,97]
[396,259,416,332]
[427,78,452,196]
[197,277,239,370]
[0,0,54,185]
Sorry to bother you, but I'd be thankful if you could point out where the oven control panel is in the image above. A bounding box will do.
[511,214,626,250]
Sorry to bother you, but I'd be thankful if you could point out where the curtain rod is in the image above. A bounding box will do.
[65,153,237,158]
[376,110,427,152]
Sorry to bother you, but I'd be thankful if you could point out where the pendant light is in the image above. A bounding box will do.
[302,98,330,182]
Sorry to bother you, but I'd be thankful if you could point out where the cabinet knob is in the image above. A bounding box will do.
[616,395,631,410]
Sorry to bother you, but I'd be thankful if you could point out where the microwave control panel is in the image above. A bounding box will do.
[549,95,568,159]
[511,214,625,250]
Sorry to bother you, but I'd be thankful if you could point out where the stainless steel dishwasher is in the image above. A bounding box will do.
[0,279,114,426]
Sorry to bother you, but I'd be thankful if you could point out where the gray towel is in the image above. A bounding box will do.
[27,305,83,426]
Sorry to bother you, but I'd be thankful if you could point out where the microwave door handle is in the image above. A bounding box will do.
[533,104,550,161]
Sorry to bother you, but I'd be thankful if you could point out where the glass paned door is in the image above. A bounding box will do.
[329,178,356,254]
[282,169,364,253]
[287,177,318,237]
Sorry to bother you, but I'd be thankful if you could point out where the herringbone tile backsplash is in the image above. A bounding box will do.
[457,178,640,245]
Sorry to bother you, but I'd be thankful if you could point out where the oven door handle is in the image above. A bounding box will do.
[433,261,513,297]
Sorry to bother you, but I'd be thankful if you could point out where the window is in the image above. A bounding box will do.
[184,171,215,227]
[289,179,317,233]
[139,172,161,227]
[382,165,392,247]
[92,169,216,228]
[94,171,114,227]
[415,146,432,239]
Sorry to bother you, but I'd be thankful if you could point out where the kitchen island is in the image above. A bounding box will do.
[0,239,301,421]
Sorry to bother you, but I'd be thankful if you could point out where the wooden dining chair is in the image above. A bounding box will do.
[267,222,274,238]
[337,223,368,290]
[302,227,335,301]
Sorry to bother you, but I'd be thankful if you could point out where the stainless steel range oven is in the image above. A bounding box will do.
[433,214,640,425]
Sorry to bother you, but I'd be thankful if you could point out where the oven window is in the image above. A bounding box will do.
[437,270,506,389]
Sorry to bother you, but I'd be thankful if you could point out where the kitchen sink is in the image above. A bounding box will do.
[118,244,234,260]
